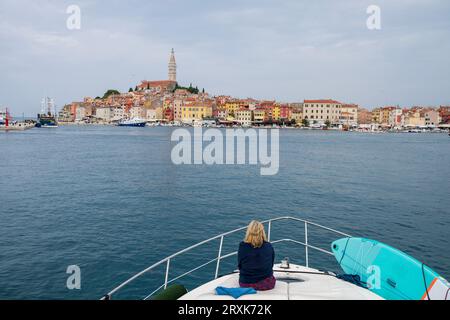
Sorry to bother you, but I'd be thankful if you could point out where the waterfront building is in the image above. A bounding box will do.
[181,104,213,123]
[163,98,173,110]
[75,105,86,122]
[112,106,126,121]
[388,108,403,127]
[246,99,259,111]
[290,108,303,124]
[371,108,381,124]
[380,107,397,126]
[235,109,253,126]
[58,105,74,122]
[262,106,274,121]
[224,100,240,117]
[303,99,342,125]
[130,106,146,119]
[215,109,228,120]
[96,107,113,122]
[272,105,281,121]
[164,107,174,122]
[438,106,450,124]
[404,108,425,127]
[146,109,157,121]
[146,107,163,122]
[253,108,267,123]
[289,103,303,123]
[279,105,292,121]
[173,99,184,121]
[357,107,372,125]
[340,104,358,127]
[423,109,441,126]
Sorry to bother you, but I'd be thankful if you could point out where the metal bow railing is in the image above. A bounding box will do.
[101,216,351,300]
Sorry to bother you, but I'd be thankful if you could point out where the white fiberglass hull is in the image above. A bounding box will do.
[179,264,383,300]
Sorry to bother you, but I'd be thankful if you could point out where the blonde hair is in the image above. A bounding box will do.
[244,221,268,248]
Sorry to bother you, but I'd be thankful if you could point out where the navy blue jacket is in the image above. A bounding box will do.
[238,241,275,284]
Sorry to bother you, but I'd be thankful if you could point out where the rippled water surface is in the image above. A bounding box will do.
[1,126,449,299]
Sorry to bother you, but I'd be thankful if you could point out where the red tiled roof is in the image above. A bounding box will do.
[138,80,176,88]
[342,104,358,109]
[304,99,342,104]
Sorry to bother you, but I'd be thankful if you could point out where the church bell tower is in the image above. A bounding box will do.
[168,49,177,82]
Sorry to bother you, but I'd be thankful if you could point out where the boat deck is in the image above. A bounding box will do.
[179,264,383,300]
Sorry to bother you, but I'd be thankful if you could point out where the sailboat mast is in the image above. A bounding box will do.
[48,97,51,116]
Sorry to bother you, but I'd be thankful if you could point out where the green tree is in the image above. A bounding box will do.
[325,120,331,128]
[174,83,200,94]
[102,90,121,99]
[302,118,310,127]
[129,88,133,92]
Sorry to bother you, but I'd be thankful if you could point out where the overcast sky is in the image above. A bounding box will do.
[1,0,449,115]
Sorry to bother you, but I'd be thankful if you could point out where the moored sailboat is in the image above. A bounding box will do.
[36,97,58,128]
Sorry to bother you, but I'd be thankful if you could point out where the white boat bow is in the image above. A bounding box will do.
[102,217,384,300]
[180,264,382,300]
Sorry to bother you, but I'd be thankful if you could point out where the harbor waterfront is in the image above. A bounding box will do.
[0,126,449,300]
[52,49,450,132]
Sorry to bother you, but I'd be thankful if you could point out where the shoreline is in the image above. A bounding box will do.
[55,122,450,134]
[3,121,448,134]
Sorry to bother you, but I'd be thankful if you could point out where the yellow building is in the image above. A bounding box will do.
[253,109,266,123]
[225,101,240,117]
[371,108,381,124]
[173,99,184,121]
[290,109,303,123]
[380,107,396,125]
[404,109,425,127]
[181,104,213,123]
[272,105,281,121]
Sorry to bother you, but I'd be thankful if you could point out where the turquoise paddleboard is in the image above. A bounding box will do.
[332,238,450,300]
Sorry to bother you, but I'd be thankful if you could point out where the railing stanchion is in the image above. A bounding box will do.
[305,222,309,268]
[164,259,171,289]
[215,236,224,279]
[268,221,272,242]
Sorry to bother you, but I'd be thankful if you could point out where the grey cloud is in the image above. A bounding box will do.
[0,0,449,115]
